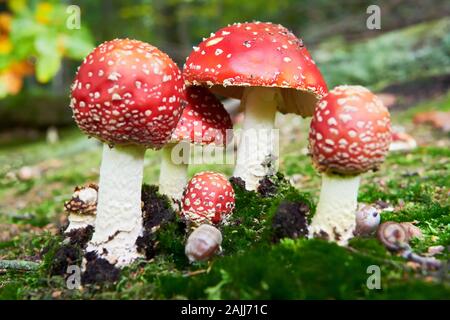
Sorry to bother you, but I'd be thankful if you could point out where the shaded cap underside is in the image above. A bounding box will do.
[171,86,233,146]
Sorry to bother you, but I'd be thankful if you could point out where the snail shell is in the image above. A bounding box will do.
[399,222,423,241]
[377,222,409,251]
[185,224,222,262]
[355,204,380,236]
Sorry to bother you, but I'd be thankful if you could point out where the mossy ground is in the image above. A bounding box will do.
[0,93,449,300]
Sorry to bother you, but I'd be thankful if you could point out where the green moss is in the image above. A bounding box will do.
[157,239,449,299]
[221,174,314,256]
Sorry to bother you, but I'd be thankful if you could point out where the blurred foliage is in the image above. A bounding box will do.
[316,18,450,90]
[0,0,449,114]
[0,0,94,98]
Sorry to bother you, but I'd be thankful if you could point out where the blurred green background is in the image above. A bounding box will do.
[0,0,449,129]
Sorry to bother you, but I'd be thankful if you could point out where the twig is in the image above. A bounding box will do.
[0,260,40,271]
[183,269,207,277]
[400,246,443,270]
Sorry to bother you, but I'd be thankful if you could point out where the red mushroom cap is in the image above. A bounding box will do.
[171,86,232,146]
[183,22,327,116]
[70,39,185,148]
[182,171,235,225]
[309,85,391,175]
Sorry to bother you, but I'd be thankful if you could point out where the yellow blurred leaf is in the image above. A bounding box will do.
[0,13,12,33]
[0,35,12,54]
[8,0,26,13]
[57,35,66,55]
[35,2,54,25]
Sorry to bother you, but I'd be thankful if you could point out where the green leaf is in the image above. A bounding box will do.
[35,53,61,83]
[34,31,58,56]
[62,30,94,60]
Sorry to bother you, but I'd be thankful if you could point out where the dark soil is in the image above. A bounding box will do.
[272,200,310,242]
[47,226,94,276]
[49,245,82,276]
[257,176,278,197]
[64,225,94,248]
[229,176,246,190]
[81,251,120,285]
[135,185,178,259]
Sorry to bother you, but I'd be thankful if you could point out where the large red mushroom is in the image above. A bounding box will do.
[159,86,232,202]
[184,22,327,190]
[308,85,391,244]
[70,39,185,266]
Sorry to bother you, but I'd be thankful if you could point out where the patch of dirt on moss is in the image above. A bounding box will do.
[135,185,179,259]
[45,226,93,277]
[81,251,120,285]
[229,176,246,190]
[49,244,82,276]
[64,225,94,248]
[257,176,278,197]
[272,200,310,242]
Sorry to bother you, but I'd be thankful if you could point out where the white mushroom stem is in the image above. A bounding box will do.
[158,142,189,202]
[87,144,145,267]
[233,87,279,190]
[309,173,361,245]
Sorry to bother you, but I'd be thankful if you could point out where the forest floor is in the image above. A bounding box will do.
[0,90,448,299]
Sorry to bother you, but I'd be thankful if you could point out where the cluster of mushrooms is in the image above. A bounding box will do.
[66,22,394,269]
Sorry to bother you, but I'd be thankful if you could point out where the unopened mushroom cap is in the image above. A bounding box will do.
[171,86,232,146]
[182,171,235,225]
[64,183,98,216]
[309,85,391,175]
[183,22,328,117]
[70,39,185,148]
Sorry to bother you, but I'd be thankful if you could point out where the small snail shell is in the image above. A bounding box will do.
[185,224,222,262]
[377,222,409,251]
[399,222,423,241]
[355,204,380,236]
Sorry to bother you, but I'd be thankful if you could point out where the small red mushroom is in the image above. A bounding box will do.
[70,39,185,266]
[181,171,235,225]
[184,22,327,190]
[158,86,232,202]
[308,85,391,244]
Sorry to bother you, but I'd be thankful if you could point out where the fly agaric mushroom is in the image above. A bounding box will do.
[184,22,327,190]
[182,171,235,225]
[308,85,391,245]
[70,39,185,266]
[185,224,223,262]
[64,184,98,232]
[159,86,232,202]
